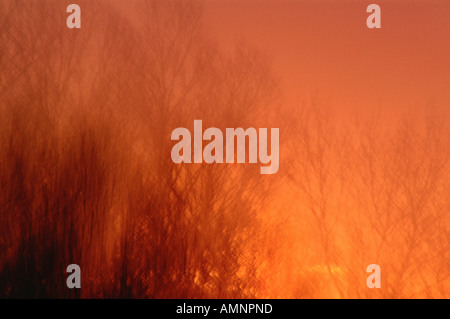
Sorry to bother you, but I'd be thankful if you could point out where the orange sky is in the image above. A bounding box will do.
[202,0,450,116]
